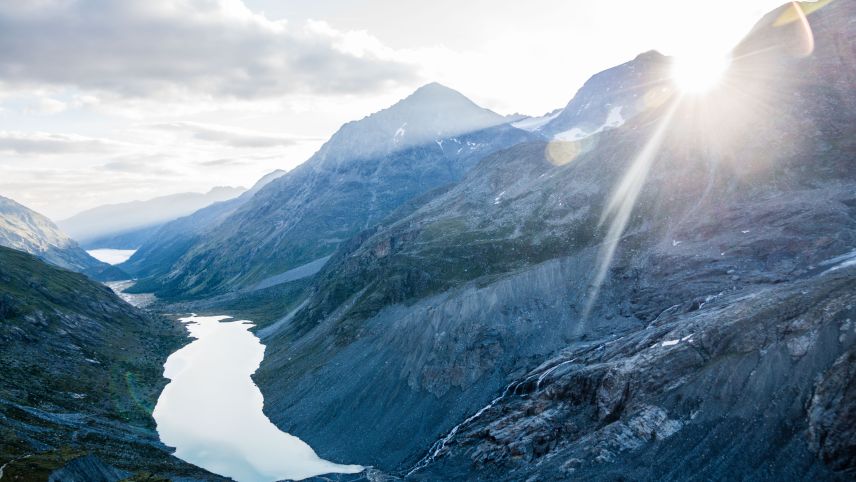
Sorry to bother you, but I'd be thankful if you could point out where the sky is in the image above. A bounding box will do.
[0,0,790,220]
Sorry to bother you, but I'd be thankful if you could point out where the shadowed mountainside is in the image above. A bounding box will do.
[0,246,221,480]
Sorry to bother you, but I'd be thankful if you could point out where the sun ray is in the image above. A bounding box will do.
[584,99,681,318]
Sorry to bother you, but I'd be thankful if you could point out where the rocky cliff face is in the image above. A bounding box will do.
[412,264,856,481]
[0,246,219,480]
[0,196,126,281]
[133,84,534,300]
[252,1,856,479]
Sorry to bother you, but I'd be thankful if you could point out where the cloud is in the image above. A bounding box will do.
[146,121,316,148]
[0,131,122,155]
[24,97,68,115]
[101,155,179,176]
[0,0,417,100]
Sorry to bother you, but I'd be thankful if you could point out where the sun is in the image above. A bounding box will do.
[671,51,731,94]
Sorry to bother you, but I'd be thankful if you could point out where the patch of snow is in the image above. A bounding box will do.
[603,106,625,128]
[393,122,407,143]
[554,127,589,142]
[741,230,751,234]
[698,292,723,310]
[493,191,506,205]
[820,249,856,275]
[661,339,679,347]
[512,110,562,132]
[553,106,625,142]
[672,240,682,247]
[824,257,856,274]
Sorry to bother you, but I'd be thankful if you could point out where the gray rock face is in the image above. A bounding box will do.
[0,195,125,281]
[251,1,856,479]
[257,254,639,469]
[47,454,129,482]
[135,84,534,299]
[414,268,856,481]
[808,347,856,474]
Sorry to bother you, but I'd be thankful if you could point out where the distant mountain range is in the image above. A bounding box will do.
[58,186,245,249]
[0,195,125,280]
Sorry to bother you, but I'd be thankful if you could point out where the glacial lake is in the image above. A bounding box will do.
[152,315,363,482]
[86,248,137,265]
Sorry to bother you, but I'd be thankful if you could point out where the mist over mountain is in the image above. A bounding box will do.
[58,186,245,249]
[121,169,286,280]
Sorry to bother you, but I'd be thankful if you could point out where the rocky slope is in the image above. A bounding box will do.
[59,186,245,249]
[411,262,856,481]
[252,1,856,478]
[0,196,125,281]
[0,246,219,480]
[132,83,534,299]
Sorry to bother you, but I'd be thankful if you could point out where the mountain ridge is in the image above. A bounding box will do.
[128,83,534,299]
[0,195,126,281]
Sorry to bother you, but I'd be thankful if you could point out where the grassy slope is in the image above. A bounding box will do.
[0,246,219,479]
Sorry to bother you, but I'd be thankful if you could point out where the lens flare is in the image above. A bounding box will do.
[583,100,680,318]
[672,52,731,93]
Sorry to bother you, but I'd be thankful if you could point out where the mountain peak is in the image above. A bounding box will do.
[310,82,506,168]
[407,82,466,100]
[395,82,488,114]
[633,49,667,62]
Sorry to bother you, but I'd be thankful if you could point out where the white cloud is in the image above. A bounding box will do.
[0,131,122,155]
[0,0,417,101]
[144,121,318,148]
[25,98,68,115]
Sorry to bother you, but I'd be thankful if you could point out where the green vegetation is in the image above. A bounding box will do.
[0,246,214,478]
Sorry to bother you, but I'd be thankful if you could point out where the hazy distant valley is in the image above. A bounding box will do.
[1,1,855,481]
